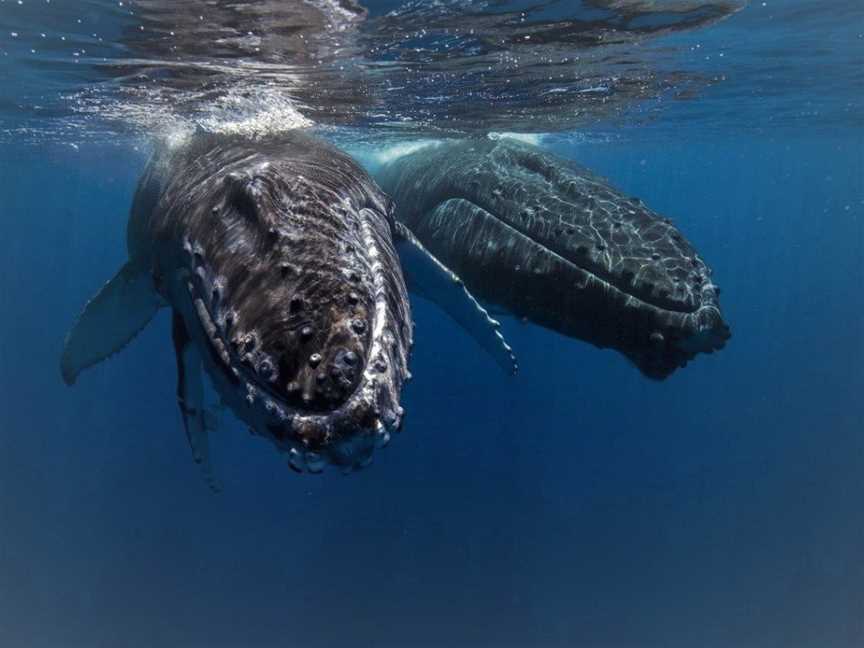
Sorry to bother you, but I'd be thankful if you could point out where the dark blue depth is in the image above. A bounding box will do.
[1,131,862,647]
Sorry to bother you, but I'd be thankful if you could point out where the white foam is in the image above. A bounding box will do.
[487,132,546,146]
[370,139,445,166]
[196,88,313,138]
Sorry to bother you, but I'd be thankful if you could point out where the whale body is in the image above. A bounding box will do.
[376,138,731,378]
[61,131,516,488]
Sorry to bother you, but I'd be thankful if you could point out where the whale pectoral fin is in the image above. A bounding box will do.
[172,311,222,493]
[61,261,163,385]
[394,221,518,375]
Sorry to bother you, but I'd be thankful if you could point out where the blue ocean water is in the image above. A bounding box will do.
[1,1,863,647]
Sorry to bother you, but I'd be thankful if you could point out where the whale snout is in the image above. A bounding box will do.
[273,317,371,413]
[189,244,407,474]
[270,387,403,475]
[622,284,731,380]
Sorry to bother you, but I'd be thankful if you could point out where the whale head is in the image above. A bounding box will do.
[376,137,731,380]
[168,135,412,473]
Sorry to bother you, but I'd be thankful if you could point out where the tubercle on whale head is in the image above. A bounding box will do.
[173,146,413,474]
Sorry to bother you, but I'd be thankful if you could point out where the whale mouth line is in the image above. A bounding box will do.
[448,196,715,318]
[526,235,729,353]
[458,196,715,317]
[425,199,729,358]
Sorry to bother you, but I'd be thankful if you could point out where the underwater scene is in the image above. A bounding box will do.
[1,1,862,646]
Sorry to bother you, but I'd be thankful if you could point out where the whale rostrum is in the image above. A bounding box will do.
[61,131,517,489]
[375,138,731,379]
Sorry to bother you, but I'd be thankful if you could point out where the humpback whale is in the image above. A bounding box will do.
[375,138,730,379]
[61,131,516,489]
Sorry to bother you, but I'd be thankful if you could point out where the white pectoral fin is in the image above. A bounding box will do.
[172,311,222,493]
[394,222,518,375]
[60,261,163,385]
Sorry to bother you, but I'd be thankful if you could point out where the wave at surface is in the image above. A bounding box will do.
[2,0,859,144]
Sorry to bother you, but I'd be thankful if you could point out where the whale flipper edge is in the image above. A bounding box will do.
[172,311,222,493]
[394,221,518,376]
[60,261,163,386]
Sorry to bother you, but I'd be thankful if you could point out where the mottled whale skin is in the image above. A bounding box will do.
[61,131,515,488]
[376,138,731,378]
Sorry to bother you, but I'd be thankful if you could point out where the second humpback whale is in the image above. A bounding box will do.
[61,131,516,489]
[375,138,731,379]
